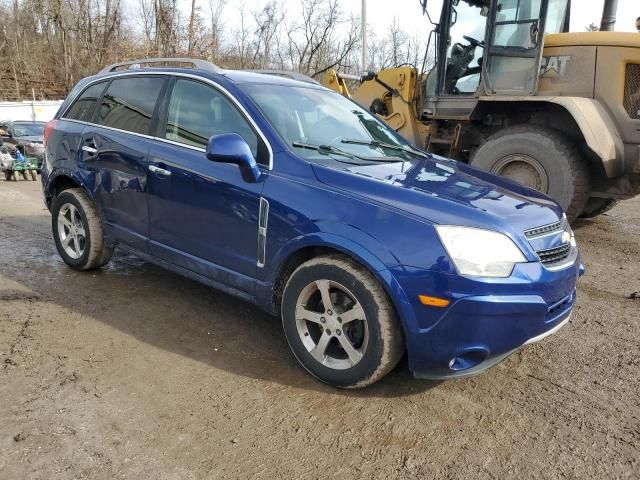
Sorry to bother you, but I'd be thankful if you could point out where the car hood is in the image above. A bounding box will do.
[311,155,564,233]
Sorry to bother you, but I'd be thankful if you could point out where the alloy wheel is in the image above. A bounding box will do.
[295,279,369,370]
[57,203,86,260]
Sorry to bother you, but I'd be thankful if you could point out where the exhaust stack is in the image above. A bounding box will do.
[600,0,618,31]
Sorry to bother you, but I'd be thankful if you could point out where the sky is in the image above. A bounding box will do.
[209,0,639,44]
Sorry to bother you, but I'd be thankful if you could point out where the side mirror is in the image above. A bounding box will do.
[206,133,262,183]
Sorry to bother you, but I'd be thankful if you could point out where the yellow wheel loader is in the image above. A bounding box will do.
[325,0,640,220]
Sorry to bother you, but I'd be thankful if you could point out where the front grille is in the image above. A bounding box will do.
[623,64,640,120]
[524,218,565,239]
[536,243,571,265]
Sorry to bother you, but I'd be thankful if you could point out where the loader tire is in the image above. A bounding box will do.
[579,198,618,219]
[471,125,591,222]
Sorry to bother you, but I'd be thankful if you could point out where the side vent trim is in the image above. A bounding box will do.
[257,197,269,267]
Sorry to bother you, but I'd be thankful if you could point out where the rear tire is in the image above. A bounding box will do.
[471,125,591,221]
[51,188,113,271]
[281,254,404,388]
[579,197,618,219]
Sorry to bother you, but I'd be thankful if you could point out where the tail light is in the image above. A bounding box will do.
[43,119,57,146]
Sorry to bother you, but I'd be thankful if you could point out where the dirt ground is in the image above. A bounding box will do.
[0,179,638,480]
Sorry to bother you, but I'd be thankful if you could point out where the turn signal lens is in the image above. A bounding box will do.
[418,295,450,307]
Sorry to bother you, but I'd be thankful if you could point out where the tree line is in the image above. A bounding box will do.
[0,0,428,100]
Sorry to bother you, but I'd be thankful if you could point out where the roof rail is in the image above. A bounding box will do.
[252,70,320,85]
[99,58,223,75]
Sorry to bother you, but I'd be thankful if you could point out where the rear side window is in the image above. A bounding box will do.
[164,78,260,160]
[64,81,108,122]
[97,77,165,135]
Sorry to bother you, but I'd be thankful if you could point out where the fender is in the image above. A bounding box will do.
[479,96,625,177]
[44,167,97,204]
[256,229,414,323]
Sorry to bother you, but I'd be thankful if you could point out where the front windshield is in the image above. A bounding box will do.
[242,83,423,165]
[13,122,45,137]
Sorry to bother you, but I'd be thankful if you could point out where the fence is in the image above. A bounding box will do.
[0,100,64,122]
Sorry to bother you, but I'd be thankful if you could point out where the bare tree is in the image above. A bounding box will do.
[207,0,226,60]
[252,1,284,69]
[0,0,420,100]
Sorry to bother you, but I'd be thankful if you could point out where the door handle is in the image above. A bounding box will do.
[81,145,98,154]
[149,165,172,177]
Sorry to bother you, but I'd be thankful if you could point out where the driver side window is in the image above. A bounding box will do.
[165,79,260,161]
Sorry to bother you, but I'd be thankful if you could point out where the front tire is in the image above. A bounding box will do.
[51,188,113,270]
[281,254,404,388]
[471,125,591,221]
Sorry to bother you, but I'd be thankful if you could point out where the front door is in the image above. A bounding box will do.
[147,77,269,293]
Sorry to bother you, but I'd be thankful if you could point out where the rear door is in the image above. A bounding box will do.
[80,75,167,251]
[482,0,549,95]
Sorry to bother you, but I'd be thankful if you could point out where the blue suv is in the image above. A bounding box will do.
[41,58,583,388]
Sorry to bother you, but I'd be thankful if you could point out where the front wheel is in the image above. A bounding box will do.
[471,126,591,221]
[51,188,113,270]
[281,254,405,388]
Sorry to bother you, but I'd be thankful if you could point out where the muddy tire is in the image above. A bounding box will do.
[579,197,618,219]
[471,125,591,221]
[31,170,37,181]
[51,188,113,271]
[11,171,17,181]
[281,254,404,388]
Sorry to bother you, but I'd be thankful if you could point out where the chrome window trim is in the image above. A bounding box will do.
[62,118,157,141]
[60,71,274,170]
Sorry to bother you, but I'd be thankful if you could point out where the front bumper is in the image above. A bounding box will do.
[389,256,581,380]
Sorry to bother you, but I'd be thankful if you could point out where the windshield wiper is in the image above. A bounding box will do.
[340,138,431,159]
[292,142,366,165]
[292,141,401,164]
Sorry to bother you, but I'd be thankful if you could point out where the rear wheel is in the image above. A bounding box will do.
[579,197,618,218]
[471,125,591,221]
[51,188,113,270]
[281,254,404,388]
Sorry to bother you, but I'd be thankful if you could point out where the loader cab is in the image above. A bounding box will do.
[422,0,570,119]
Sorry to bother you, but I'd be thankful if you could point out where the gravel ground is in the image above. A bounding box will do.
[0,179,638,479]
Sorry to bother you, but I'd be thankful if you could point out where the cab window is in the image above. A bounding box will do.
[164,78,261,162]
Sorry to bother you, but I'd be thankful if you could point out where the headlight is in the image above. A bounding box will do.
[435,225,527,278]
[564,221,577,247]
